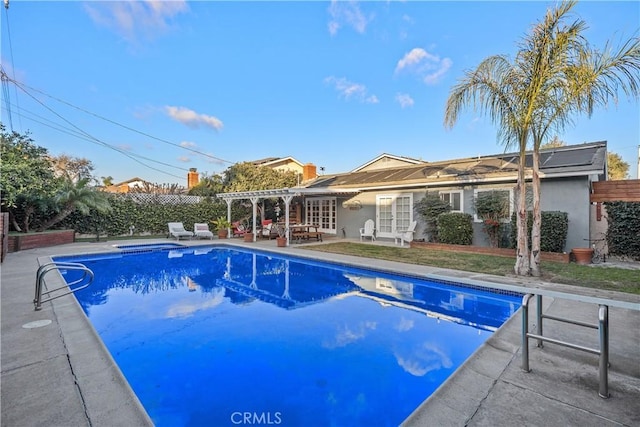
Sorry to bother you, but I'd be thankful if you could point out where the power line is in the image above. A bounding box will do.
[5,74,234,165]
[6,79,188,180]
[7,103,190,174]
[2,1,22,131]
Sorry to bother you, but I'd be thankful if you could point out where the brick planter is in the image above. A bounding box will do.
[7,230,75,253]
[409,241,570,263]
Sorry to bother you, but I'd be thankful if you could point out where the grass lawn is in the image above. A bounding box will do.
[303,242,640,295]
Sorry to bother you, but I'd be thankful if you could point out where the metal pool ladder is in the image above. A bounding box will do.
[34,262,94,311]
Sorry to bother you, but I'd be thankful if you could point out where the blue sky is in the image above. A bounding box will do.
[2,1,639,186]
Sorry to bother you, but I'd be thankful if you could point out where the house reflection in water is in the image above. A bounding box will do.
[186,250,519,330]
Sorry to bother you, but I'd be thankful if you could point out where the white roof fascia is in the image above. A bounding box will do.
[260,157,304,168]
[351,153,425,172]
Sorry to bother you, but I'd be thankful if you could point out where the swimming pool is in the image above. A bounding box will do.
[55,245,521,426]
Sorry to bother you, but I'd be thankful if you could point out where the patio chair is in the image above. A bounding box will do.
[194,223,214,240]
[168,222,194,241]
[394,221,417,246]
[232,221,247,238]
[359,219,376,241]
[260,222,276,240]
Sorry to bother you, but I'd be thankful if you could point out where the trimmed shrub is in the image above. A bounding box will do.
[509,211,568,253]
[437,212,473,245]
[415,192,451,242]
[604,201,640,260]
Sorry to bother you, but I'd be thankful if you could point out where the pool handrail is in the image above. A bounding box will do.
[34,261,94,311]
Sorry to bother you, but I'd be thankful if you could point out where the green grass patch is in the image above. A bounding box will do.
[303,242,640,295]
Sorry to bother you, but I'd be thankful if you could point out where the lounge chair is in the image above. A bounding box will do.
[194,223,214,240]
[168,222,194,241]
[395,221,417,246]
[359,219,376,241]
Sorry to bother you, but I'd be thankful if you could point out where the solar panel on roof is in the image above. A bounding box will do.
[542,148,595,168]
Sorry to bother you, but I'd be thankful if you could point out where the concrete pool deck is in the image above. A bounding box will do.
[2,238,639,426]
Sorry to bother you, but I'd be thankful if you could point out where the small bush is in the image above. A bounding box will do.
[509,211,568,253]
[437,212,473,245]
[415,192,451,242]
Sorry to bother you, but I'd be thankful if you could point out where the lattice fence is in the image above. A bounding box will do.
[115,193,203,205]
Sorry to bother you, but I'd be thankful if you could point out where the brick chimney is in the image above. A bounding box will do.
[188,168,200,189]
[302,163,317,181]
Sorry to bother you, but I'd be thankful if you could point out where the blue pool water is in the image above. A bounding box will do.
[55,246,521,427]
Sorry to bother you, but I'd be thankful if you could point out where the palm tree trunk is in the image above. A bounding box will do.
[530,149,542,277]
[514,145,531,276]
[36,209,73,232]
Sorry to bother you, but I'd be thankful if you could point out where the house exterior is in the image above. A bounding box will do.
[251,156,318,184]
[291,141,607,252]
[103,177,151,193]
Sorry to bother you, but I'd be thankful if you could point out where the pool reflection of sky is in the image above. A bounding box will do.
[57,246,521,427]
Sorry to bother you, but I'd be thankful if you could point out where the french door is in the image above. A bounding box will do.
[376,193,413,238]
[305,197,337,234]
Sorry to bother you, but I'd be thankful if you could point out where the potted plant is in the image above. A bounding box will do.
[276,224,288,247]
[572,247,593,265]
[243,222,255,242]
[211,216,232,239]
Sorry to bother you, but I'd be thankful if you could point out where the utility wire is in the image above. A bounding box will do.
[5,74,234,165]
[8,78,187,180]
[2,2,22,131]
[7,102,190,174]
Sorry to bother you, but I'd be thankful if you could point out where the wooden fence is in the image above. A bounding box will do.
[590,179,640,202]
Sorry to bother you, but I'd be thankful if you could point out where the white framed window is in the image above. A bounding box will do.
[473,188,513,222]
[439,190,463,212]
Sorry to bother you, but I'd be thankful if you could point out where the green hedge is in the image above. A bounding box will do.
[61,195,228,236]
[437,212,473,245]
[509,211,568,253]
[604,201,640,260]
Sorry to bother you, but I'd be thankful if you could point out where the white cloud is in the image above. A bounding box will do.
[394,342,453,377]
[177,156,191,163]
[322,321,377,349]
[395,93,414,108]
[327,1,372,36]
[84,0,188,44]
[165,106,224,130]
[395,48,453,84]
[324,76,379,104]
[179,141,197,148]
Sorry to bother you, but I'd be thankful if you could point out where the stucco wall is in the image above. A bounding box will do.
[540,177,591,251]
[333,177,591,252]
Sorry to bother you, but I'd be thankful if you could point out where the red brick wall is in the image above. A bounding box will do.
[0,213,8,262]
[8,230,75,253]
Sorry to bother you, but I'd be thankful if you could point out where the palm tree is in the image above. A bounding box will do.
[519,1,640,275]
[36,177,112,232]
[444,53,535,276]
[445,0,640,277]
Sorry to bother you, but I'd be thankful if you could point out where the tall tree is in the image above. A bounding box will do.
[445,52,534,276]
[0,125,61,231]
[50,154,95,182]
[445,0,640,276]
[607,152,630,180]
[522,0,639,275]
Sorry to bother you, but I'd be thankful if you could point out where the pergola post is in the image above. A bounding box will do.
[282,195,294,247]
[249,196,260,242]
[225,199,232,239]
